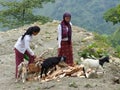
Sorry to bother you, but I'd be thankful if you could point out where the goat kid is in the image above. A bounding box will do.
[17,60,42,82]
[40,56,66,78]
[81,56,109,78]
[27,61,42,74]
[17,62,27,83]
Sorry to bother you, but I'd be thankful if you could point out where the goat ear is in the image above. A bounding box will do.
[21,63,23,66]
[21,62,24,66]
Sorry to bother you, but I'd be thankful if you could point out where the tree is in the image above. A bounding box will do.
[103,4,120,25]
[37,0,119,34]
[103,4,120,54]
[0,0,55,29]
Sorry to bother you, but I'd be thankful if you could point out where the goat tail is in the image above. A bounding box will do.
[80,57,84,62]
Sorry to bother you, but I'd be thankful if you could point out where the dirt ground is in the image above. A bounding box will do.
[0,21,120,90]
[0,54,120,90]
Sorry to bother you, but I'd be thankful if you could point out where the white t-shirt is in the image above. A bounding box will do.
[14,35,34,56]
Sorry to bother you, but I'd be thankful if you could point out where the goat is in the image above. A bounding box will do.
[27,62,41,74]
[81,56,109,78]
[40,56,66,78]
[17,62,27,83]
[26,50,48,77]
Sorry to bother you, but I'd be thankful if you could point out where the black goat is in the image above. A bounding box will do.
[40,56,66,78]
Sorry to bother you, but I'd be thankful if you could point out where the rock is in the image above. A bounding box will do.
[69,82,78,88]
[42,84,55,89]
[112,77,120,84]
[97,72,104,78]
[84,83,92,88]
[87,71,98,79]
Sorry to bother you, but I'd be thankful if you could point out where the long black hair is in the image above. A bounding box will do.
[21,26,40,40]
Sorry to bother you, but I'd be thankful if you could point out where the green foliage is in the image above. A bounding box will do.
[109,28,120,58]
[0,0,54,29]
[94,33,112,46]
[110,28,120,47]
[78,33,111,58]
[103,4,120,25]
[114,45,120,58]
[78,43,108,58]
[69,82,78,88]
[37,0,120,34]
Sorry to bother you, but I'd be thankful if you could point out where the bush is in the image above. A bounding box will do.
[114,45,120,58]
[78,43,108,58]
[78,33,111,58]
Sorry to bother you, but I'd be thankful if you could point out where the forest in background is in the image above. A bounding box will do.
[35,0,120,34]
[0,0,120,34]
[1,0,120,53]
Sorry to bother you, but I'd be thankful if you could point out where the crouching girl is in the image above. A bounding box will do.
[14,26,40,80]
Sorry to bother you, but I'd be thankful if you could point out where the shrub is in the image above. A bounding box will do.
[78,33,111,58]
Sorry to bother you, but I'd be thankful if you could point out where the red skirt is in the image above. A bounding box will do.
[58,41,74,66]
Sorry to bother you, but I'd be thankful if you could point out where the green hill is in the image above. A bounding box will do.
[111,28,120,46]
[34,0,120,34]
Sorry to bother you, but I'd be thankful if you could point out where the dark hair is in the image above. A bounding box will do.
[21,26,40,40]
[63,12,71,20]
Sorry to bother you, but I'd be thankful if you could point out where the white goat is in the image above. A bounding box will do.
[17,62,27,83]
[81,56,109,78]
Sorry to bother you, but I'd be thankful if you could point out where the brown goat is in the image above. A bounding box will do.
[27,62,42,74]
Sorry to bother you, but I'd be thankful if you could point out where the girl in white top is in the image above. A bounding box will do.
[14,26,40,79]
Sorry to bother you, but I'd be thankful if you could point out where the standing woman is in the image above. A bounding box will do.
[14,26,40,79]
[57,12,74,66]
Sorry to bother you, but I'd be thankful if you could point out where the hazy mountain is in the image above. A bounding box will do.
[34,0,120,34]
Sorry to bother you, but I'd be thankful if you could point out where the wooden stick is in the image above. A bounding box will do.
[39,49,49,58]
[34,49,49,62]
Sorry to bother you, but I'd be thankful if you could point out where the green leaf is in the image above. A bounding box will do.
[0,0,55,29]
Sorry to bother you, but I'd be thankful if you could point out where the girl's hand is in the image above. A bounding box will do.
[33,55,37,59]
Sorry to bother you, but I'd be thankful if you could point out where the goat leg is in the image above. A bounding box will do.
[83,67,87,78]
[40,67,44,78]
[44,68,48,77]
[54,66,57,71]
